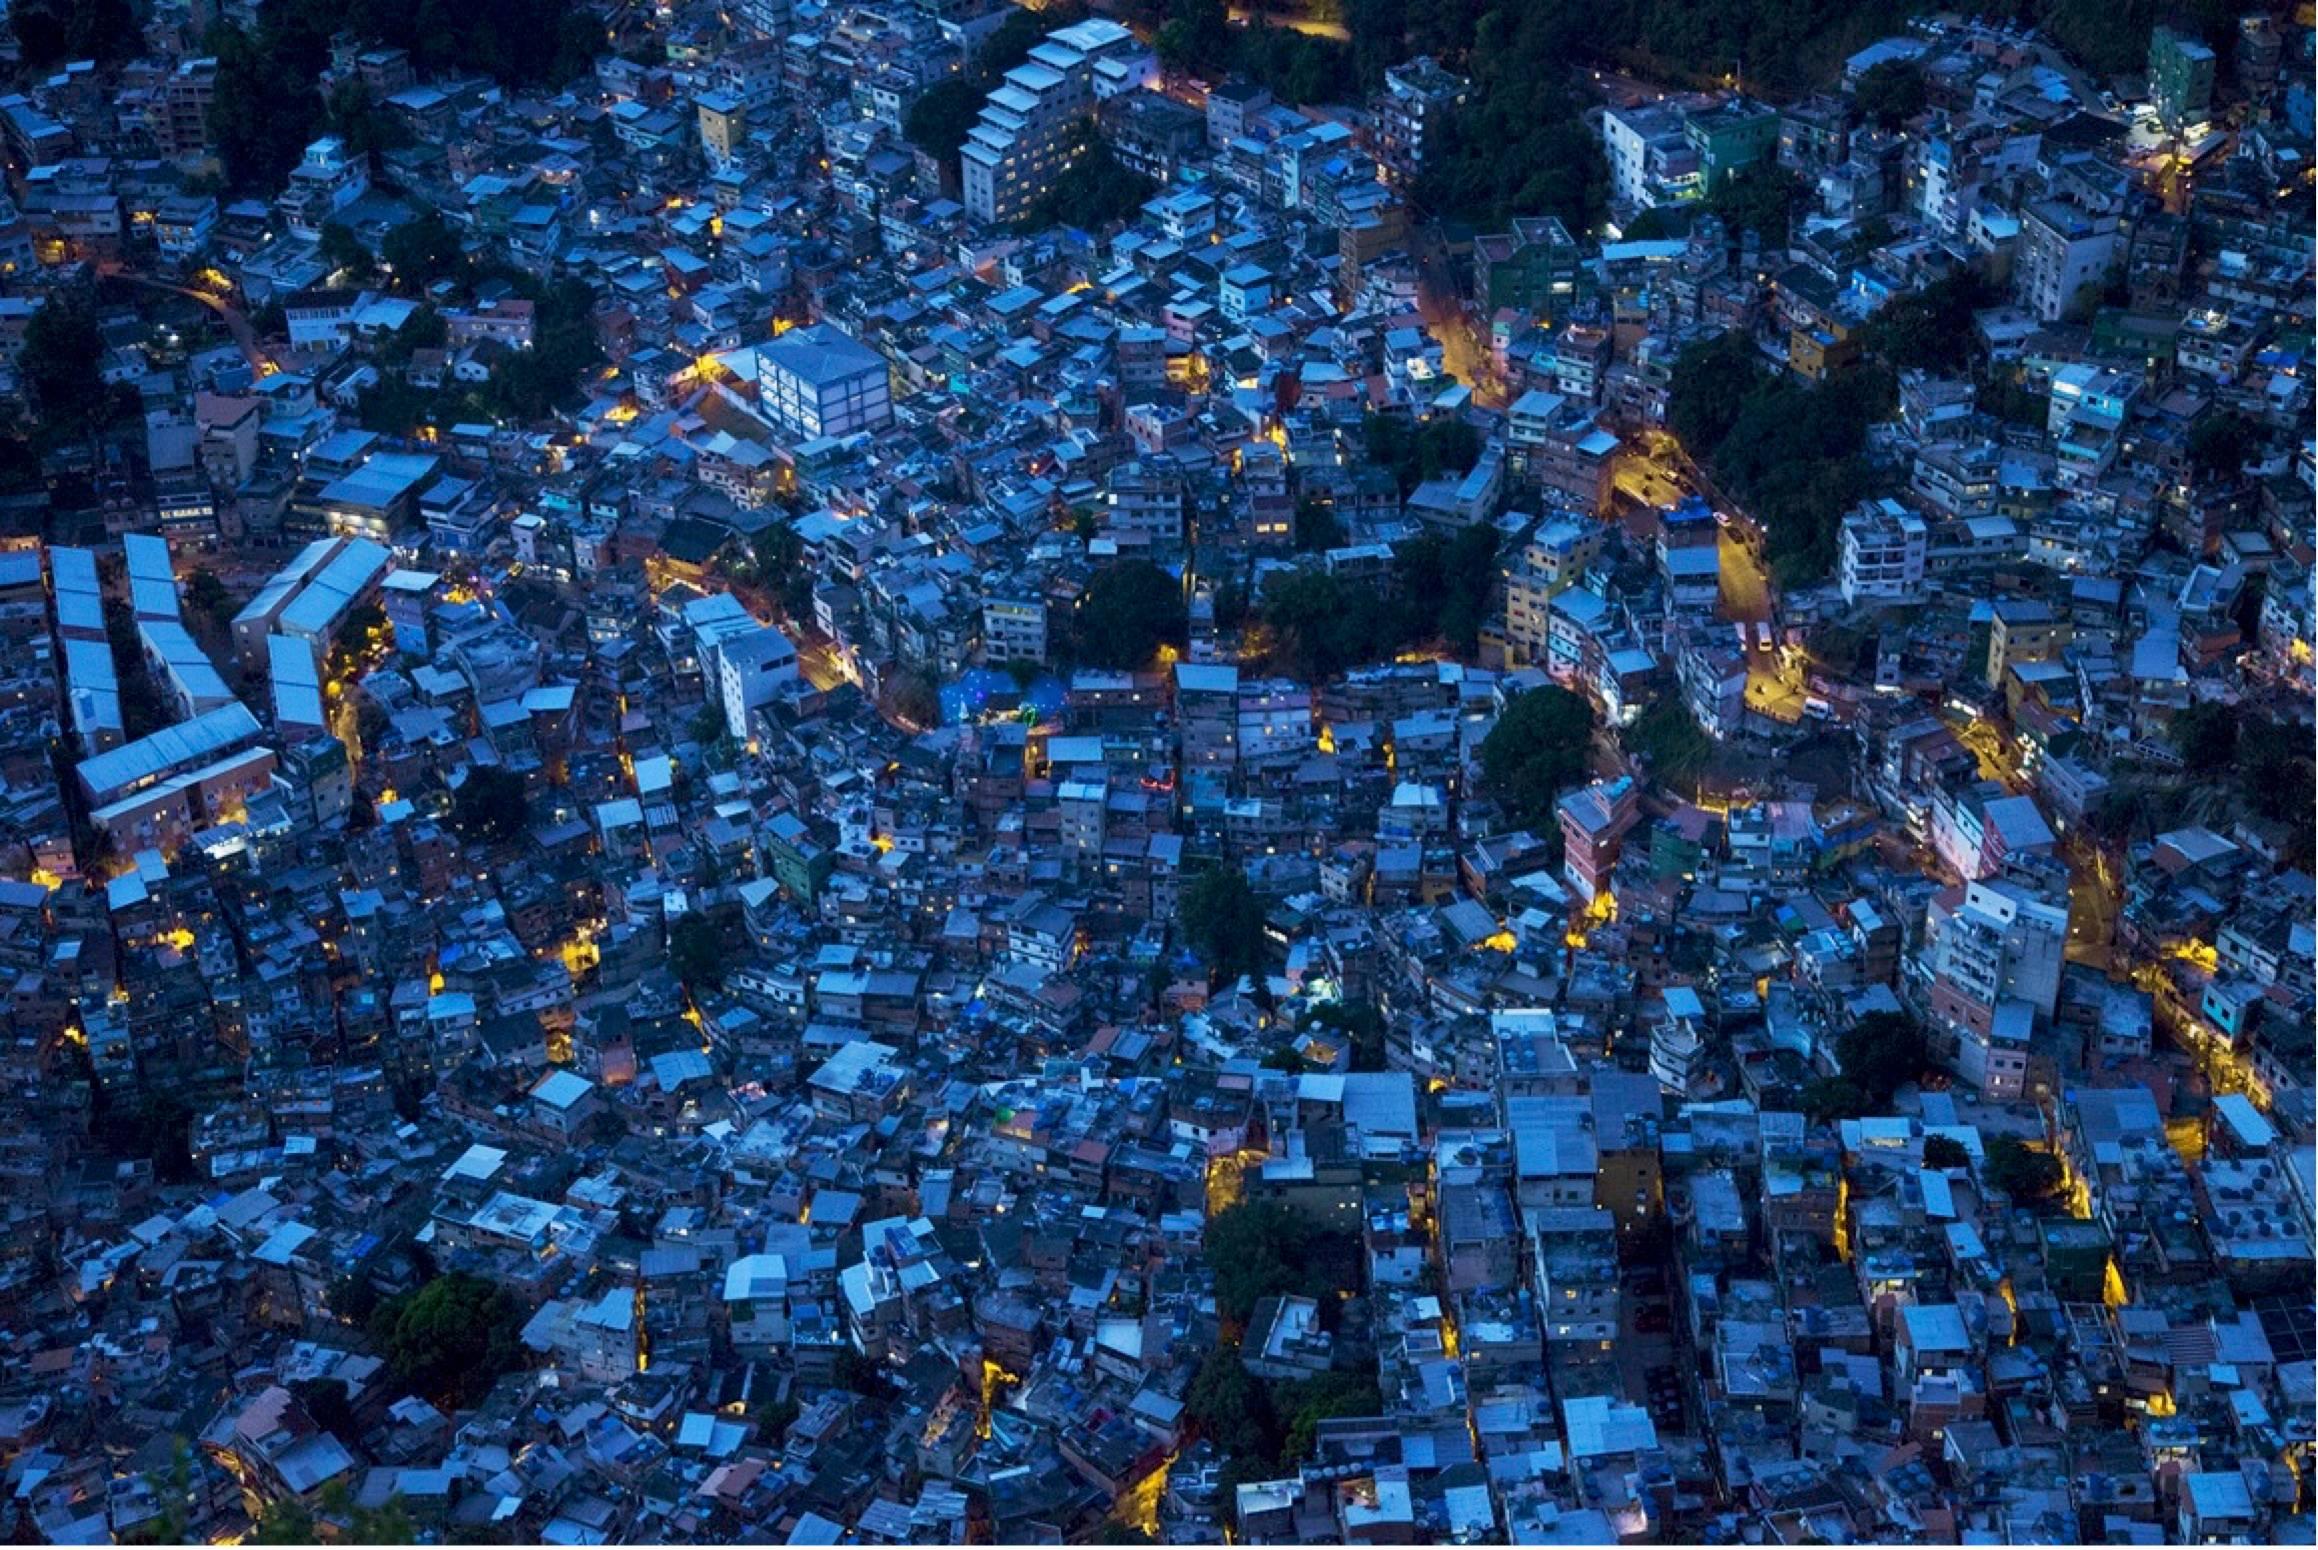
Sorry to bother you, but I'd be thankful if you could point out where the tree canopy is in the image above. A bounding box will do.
[1364,413,1482,498]
[903,78,987,167]
[1859,268,1993,376]
[1185,1345,1275,1458]
[1832,1010,1926,1108]
[1020,131,1156,233]
[450,765,529,845]
[367,1272,525,1409]
[1669,332,1889,586]
[1853,58,1928,127]
[1479,686,1595,829]
[1202,1202,1353,1325]
[381,212,471,292]
[1625,699,1714,786]
[1922,1135,1971,1170]
[1706,162,1806,246]
[2166,700,2238,775]
[206,0,599,191]
[20,291,131,447]
[1305,1000,1388,1072]
[1256,522,1499,680]
[1983,1136,2066,1210]
[10,0,140,67]
[1181,864,1266,986]
[668,913,728,989]
[1072,560,1187,670]
[2187,410,2260,483]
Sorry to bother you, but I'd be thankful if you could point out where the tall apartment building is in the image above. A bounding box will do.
[724,323,892,442]
[159,57,218,163]
[1174,662,1238,769]
[1922,879,2066,1099]
[1102,459,1185,546]
[960,19,1150,226]
[2014,199,2119,322]
[1370,57,1469,185]
[1602,103,1701,211]
[2148,26,2216,135]
[1557,775,1639,904]
[1837,498,1928,606]
[277,138,369,241]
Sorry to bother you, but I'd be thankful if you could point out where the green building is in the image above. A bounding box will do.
[764,811,834,901]
[2039,1219,2114,1301]
[1684,98,1781,195]
[2149,26,2216,135]
[1475,215,1588,318]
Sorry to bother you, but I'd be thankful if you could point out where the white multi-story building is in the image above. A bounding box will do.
[720,323,892,443]
[1922,878,2066,1099]
[982,595,1047,663]
[278,138,369,241]
[1102,458,1185,546]
[1837,498,1928,605]
[716,626,800,741]
[1601,103,1701,212]
[2014,198,2119,322]
[959,19,1150,226]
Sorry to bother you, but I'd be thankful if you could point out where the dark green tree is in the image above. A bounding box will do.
[1861,269,1991,376]
[2187,410,2259,483]
[2167,700,2239,775]
[1922,1135,1970,1170]
[903,77,987,170]
[206,22,327,192]
[325,78,414,164]
[1202,1202,1346,1325]
[251,1496,318,1545]
[1479,686,1594,829]
[10,0,140,66]
[450,765,529,845]
[1853,59,1927,127]
[1800,1075,1868,1124]
[1625,699,1714,786]
[668,912,727,989]
[1181,864,1266,986]
[366,1272,525,1408]
[1274,1371,1383,1464]
[1260,570,1396,682]
[1184,1345,1277,1457]
[1832,1010,1926,1107]
[184,569,235,623]
[380,212,469,292]
[1668,331,1765,454]
[1983,1136,2065,1209]
[1306,1000,1388,1072]
[1707,162,1806,246]
[1155,0,1235,75]
[20,292,122,445]
[1073,560,1186,670]
[1293,495,1345,554]
[1019,131,1155,232]
[317,218,375,282]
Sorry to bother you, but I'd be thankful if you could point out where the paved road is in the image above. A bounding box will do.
[111,270,275,377]
[1226,5,1348,39]
[1718,531,1805,722]
[2064,836,2118,969]
[1411,227,1503,407]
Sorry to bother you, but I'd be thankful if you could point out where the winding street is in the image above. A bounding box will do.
[106,266,276,378]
